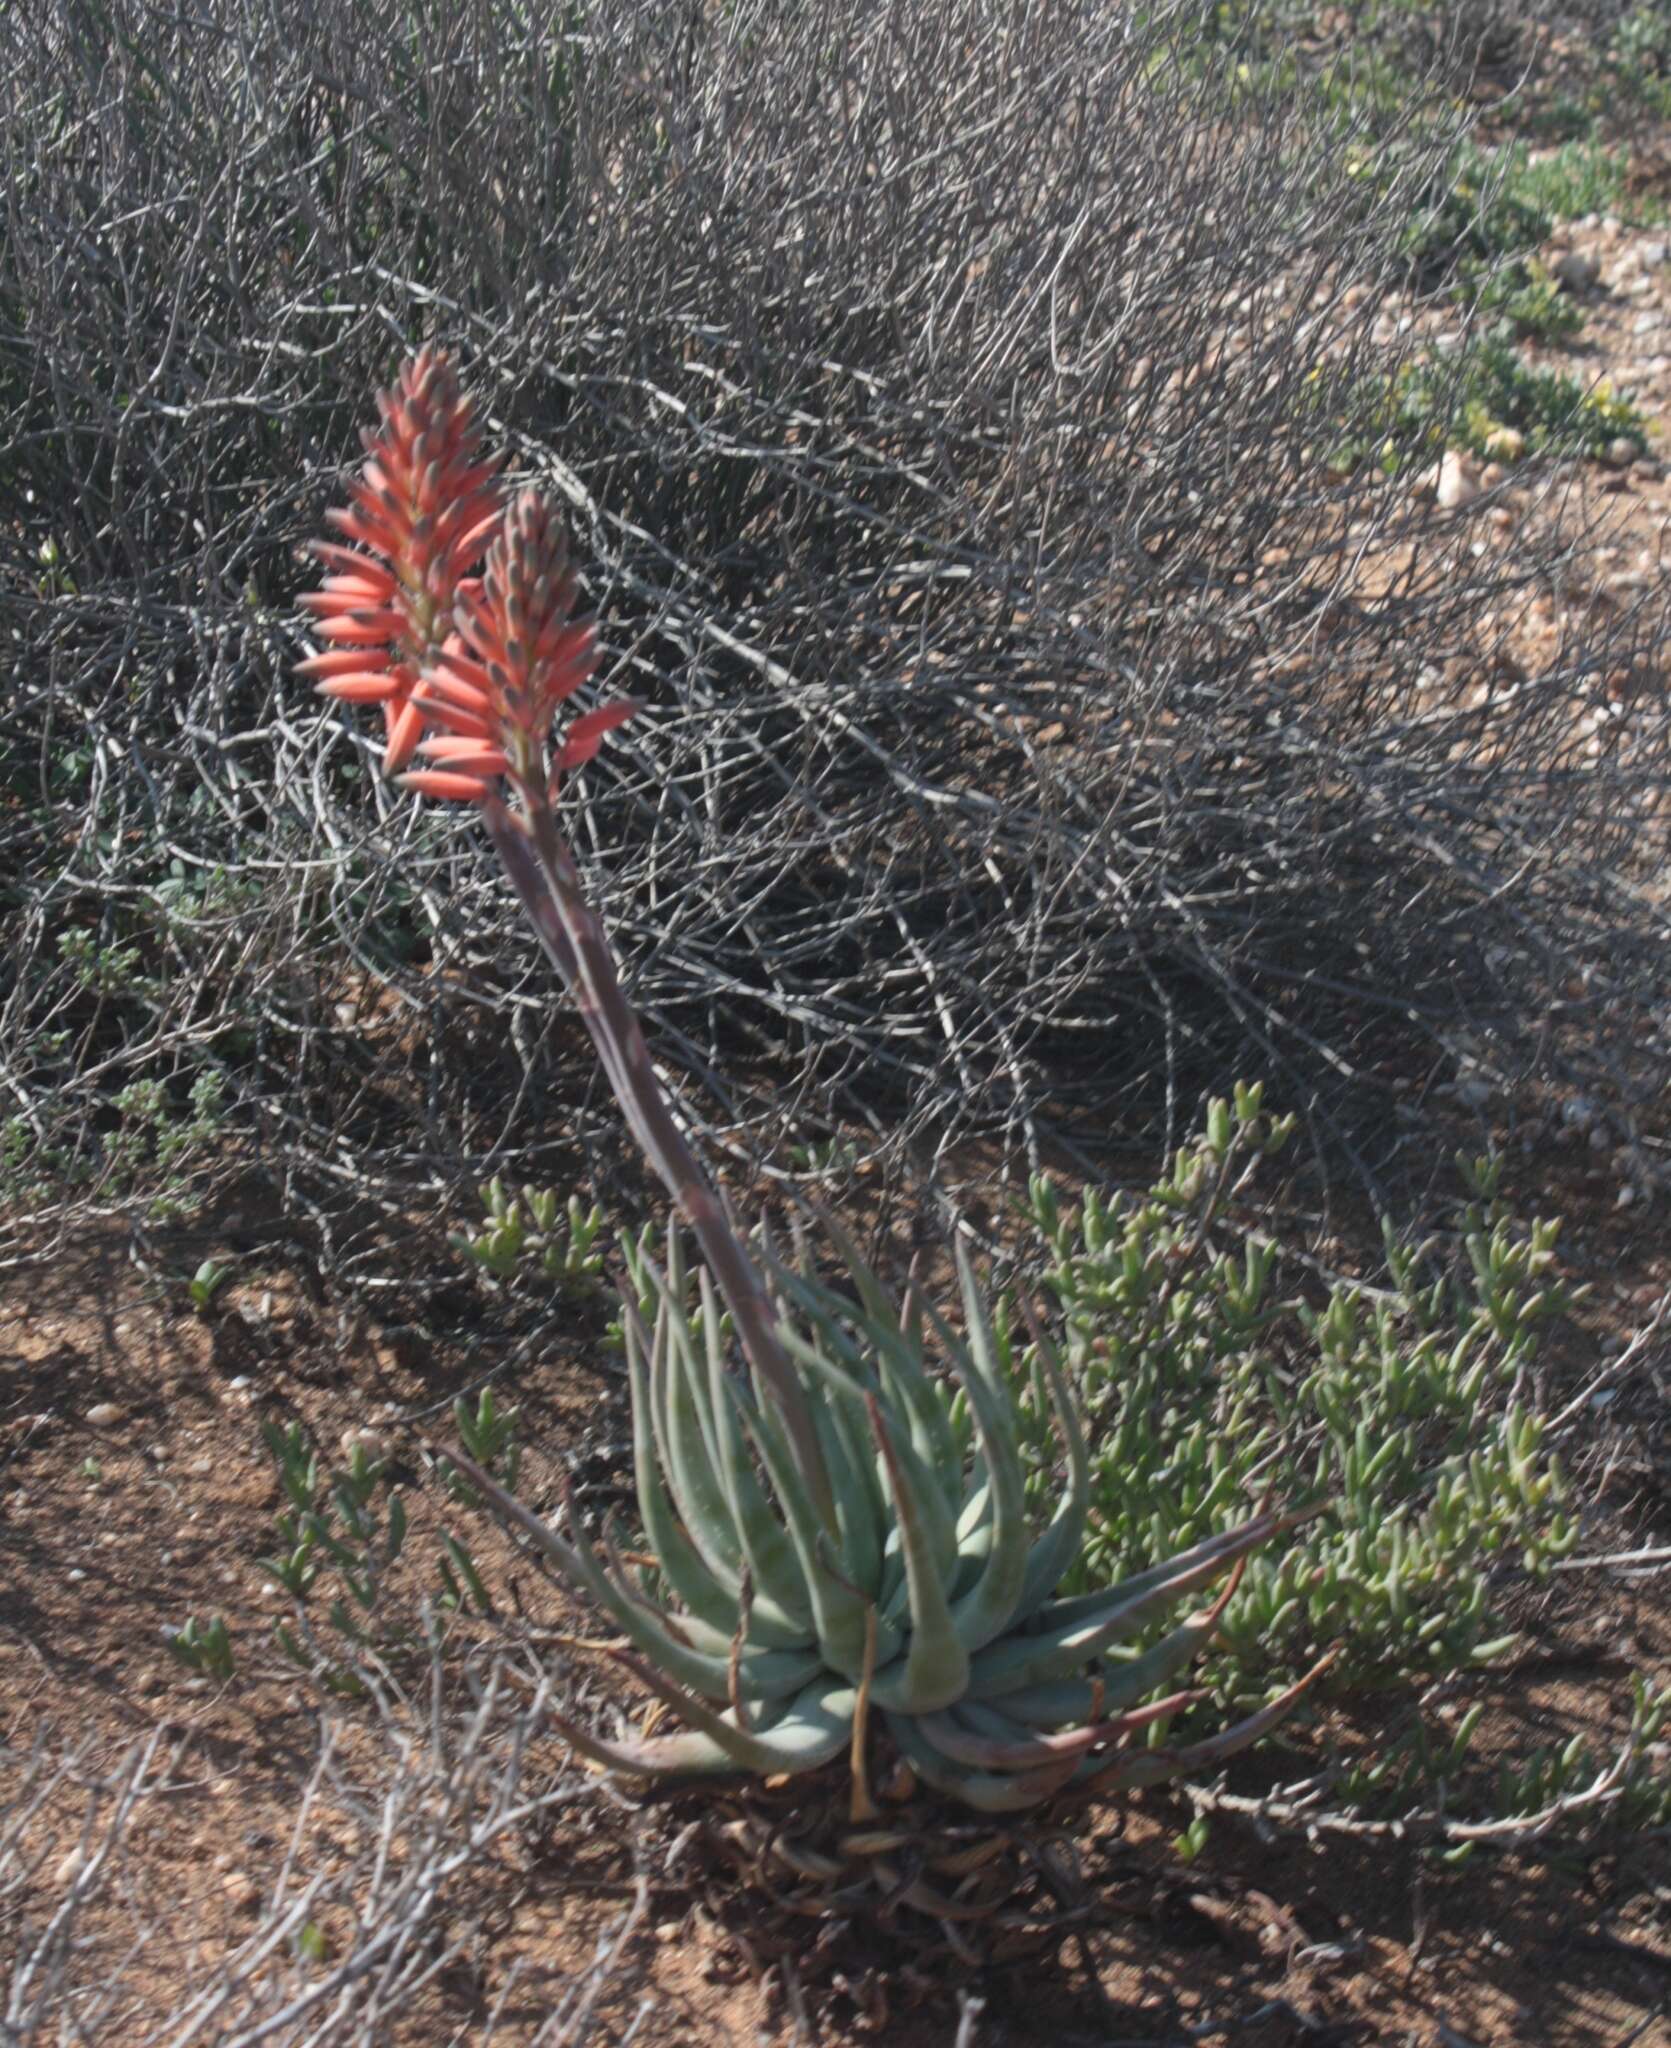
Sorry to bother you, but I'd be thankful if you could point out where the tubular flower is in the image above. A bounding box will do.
[402,486,637,804]
[297,349,504,774]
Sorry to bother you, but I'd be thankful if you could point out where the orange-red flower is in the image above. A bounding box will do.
[296,349,503,773]
[401,488,636,804]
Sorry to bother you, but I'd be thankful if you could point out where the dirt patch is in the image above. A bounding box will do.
[2,1172,1669,2044]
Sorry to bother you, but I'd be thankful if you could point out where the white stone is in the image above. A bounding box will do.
[1436,450,1479,510]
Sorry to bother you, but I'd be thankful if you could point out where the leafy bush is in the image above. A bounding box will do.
[1019,1090,1576,1703]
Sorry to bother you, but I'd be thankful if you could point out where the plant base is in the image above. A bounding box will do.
[660,1767,1101,1997]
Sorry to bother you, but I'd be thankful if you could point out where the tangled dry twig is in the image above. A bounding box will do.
[2,0,1667,1277]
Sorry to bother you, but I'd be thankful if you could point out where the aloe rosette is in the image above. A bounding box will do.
[453,1219,1331,1816]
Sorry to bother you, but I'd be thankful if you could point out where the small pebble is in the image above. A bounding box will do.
[1436,450,1479,510]
[85,1402,122,1428]
[1606,437,1641,469]
[222,1872,261,1914]
[340,1426,390,1465]
[1553,249,1598,294]
[54,1849,86,1887]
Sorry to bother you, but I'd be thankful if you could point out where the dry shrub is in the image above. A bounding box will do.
[1,0,1666,1259]
[0,1664,654,2046]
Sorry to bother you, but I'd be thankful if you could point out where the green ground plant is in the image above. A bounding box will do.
[1394,135,1660,345]
[456,1179,607,1294]
[166,1407,509,1696]
[1,1066,228,1222]
[1328,335,1648,471]
[1019,1091,1576,1711]
[1331,1674,1671,1861]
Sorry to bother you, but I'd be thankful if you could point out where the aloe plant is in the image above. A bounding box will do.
[303,352,1330,1836]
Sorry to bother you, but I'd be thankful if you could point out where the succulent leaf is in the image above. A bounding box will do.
[725,1375,880,1680]
[884,1707,1083,1812]
[626,1309,759,1643]
[867,1397,972,1713]
[964,1515,1276,1699]
[1078,1649,1338,1792]
[651,1276,747,1588]
[1012,1297,1090,1613]
[699,1270,817,1632]
[939,1238,1030,1652]
[612,1653,859,1776]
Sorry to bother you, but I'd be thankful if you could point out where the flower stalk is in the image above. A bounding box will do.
[482,792,836,1530]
